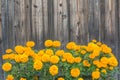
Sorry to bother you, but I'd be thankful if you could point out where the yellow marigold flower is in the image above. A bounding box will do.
[62,58,66,62]
[14,45,24,54]
[66,42,76,50]
[14,55,21,63]
[62,53,72,60]
[100,57,109,64]
[2,62,12,72]
[92,71,100,79]
[53,40,61,47]
[108,56,118,67]
[92,49,101,57]
[55,50,64,56]
[93,60,102,68]
[87,43,95,51]
[89,54,96,59]
[101,44,112,54]
[6,49,13,53]
[80,46,88,50]
[38,50,45,56]
[96,68,99,71]
[109,66,113,70]
[4,54,16,60]
[34,75,39,80]
[66,56,74,64]
[44,40,53,47]
[33,54,41,61]
[6,75,14,80]
[2,54,9,60]
[29,50,36,57]
[78,78,84,80]
[50,55,60,64]
[20,78,26,80]
[26,41,35,47]
[92,39,97,43]
[45,49,53,56]
[74,57,82,63]
[41,54,50,62]
[23,47,32,56]
[70,68,80,78]
[97,63,102,68]
[20,54,29,63]
[74,45,81,51]
[101,63,108,68]
[101,69,107,74]
[49,65,58,76]
[80,50,86,54]
[83,60,91,67]
[31,54,37,59]
[93,60,99,65]
[33,60,43,70]
[96,42,102,46]
[87,42,99,52]
[57,77,64,80]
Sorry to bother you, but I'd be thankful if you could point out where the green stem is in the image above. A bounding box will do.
[44,68,47,80]
[52,76,55,80]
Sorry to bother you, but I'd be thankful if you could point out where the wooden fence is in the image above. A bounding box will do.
[0,0,120,79]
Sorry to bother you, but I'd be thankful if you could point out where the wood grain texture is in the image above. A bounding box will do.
[48,0,54,40]
[69,0,78,42]
[31,0,44,49]
[93,0,100,41]
[1,0,120,79]
[118,0,120,79]
[105,0,116,51]
[24,0,32,41]
[61,0,69,48]
[81,0,89,44]
[99,0,105,42]
[0,0,3,79]
[54,0,69,48]
[1,0,7,79]
[43,0,48,41]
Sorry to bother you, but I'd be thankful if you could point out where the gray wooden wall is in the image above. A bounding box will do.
[0,0,120,80]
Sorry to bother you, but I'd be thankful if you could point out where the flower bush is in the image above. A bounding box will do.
[2,39,120,80]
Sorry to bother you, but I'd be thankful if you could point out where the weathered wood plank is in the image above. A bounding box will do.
[54,0,69,48]
[105,0,116,50]
[99,0,105,42]
[24,0,32,41]
[47,0,54,40]
[76,0,84,44]
[2,0,9,51]
[0,0,2,43]
[1,0,120,79]
[54,0,59,40]
[0,0,3,79]
[43,0,48,42]
[88,0,94,41]
[14,0,27,45]
[88,0,99,41]
[93,0,100,41]
[76,0,89,44]
[118,0,120,79]
[69,0,78,42]
[7,0,15,48]
[82,0,89,44]
[62,0,69,47]
[115,0,120,79]
[1,0,8,79]
[105,1,118,79]
[31,0,44,49]
[118,0,120,60]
